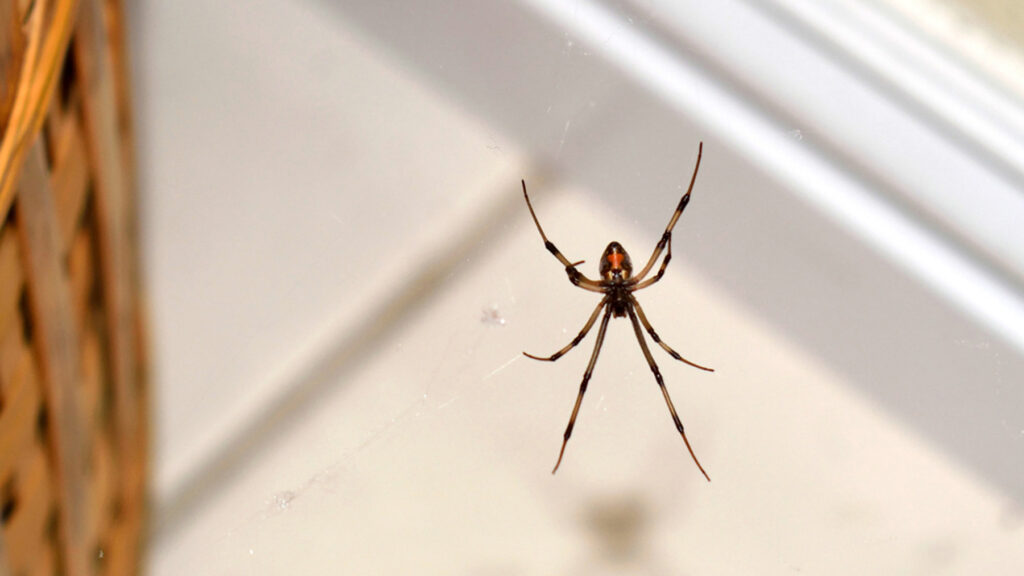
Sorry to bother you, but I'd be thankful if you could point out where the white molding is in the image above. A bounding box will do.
[524,0,1024,352]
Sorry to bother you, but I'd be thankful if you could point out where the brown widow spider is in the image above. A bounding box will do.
[522,142,713,481]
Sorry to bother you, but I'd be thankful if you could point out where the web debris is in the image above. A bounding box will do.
[481,304,507,326]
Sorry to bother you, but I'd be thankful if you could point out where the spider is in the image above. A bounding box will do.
[522,142,713,481]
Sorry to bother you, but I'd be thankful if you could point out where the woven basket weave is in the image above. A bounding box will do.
[0,1,146,575]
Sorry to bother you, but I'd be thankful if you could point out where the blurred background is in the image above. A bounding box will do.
[128,0,1024,573]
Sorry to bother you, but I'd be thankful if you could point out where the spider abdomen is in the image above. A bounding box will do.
[600,241,633,282]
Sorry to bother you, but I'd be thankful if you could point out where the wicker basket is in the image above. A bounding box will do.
[0,1,146,575]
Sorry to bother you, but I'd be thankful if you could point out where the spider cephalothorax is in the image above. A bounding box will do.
[521,142,714,480]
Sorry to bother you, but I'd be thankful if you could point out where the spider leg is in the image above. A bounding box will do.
[522,180,605,293]
[553,304,613,474]
[626,305,711,482]
[631,297,713,372]
[524,296,608,361]
[632,235,672,291]
[632,142,702,284]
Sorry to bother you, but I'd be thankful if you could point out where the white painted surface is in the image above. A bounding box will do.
[134,0,520,499]
[129,0,1024,573]
[151,190,1024,574]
